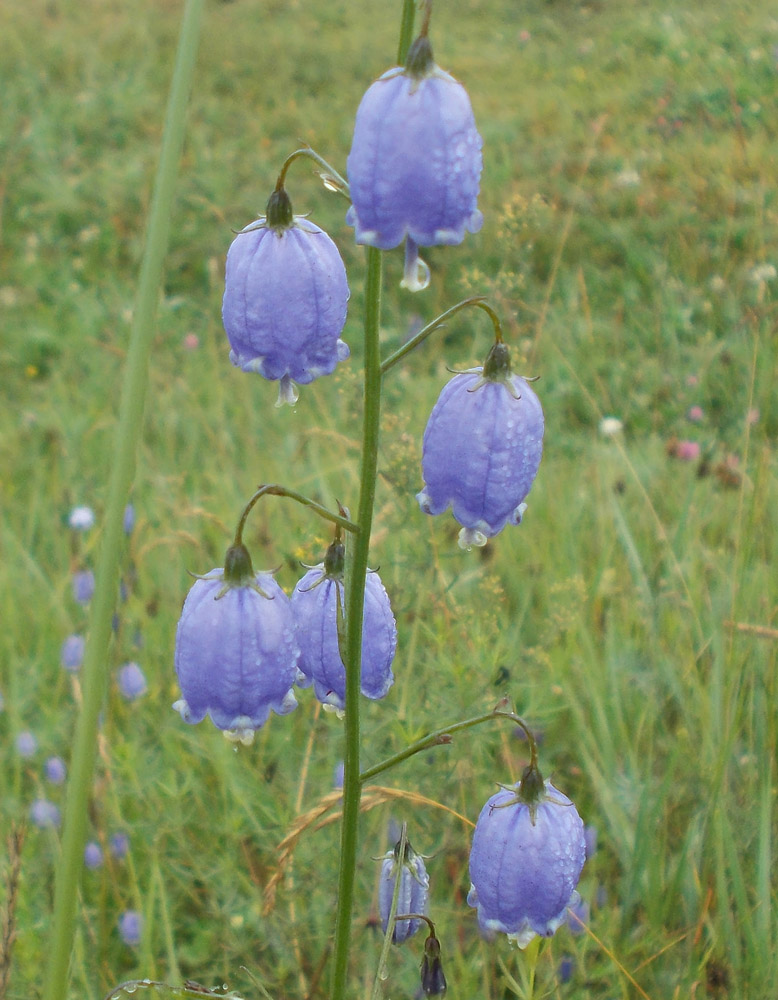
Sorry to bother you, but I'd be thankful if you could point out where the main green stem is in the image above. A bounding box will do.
[41,2,205,997]
[331,247,383,999]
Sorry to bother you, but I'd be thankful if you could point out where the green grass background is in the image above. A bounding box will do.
[1,0,776,997]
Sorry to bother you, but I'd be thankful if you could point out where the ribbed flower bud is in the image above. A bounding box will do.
[379,838,430,944]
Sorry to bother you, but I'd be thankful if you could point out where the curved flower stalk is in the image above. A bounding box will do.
[417,339,544,548]
[173,543,300,744]
[291,535,396,712]
[379,837,430,943]
[222,185,350,405]
[467,764,586,948]
[346,22,482,291]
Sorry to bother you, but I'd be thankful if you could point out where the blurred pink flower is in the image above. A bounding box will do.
[676,440,701,461]
[687,405,704,423]
[183,333,200,351]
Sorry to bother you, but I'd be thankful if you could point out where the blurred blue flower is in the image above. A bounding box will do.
[467,772,585,948]
[45,756,67,784]
[291,539,396,712]
[566,895,589,936]
[222,187,350,406]
[30,799,61,829]
[584,824,598,859]
[16,731,38,758]
[174,544,300,744]
[417,341,544,548]
[333,760,345,790]
[72,569,95,604]
[118,662,147,701]
[118,910,142,946]
[110,831,130,859]
[379,838,429,944]
[123,503,136,535]
[60,634,85,672]
[84,841,103,869]
[68,505,95,531]
[557,956,575,984]
[347,32,482,290]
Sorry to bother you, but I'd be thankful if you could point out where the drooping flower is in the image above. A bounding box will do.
[417,340,544,548]
[291,536,396,712]
[30,799,61,829]
[72,568,95,604]
[378,837,430,944]
[45,756,67,784]
[16,731,38,758]
[61,634,85,672]
[118,910,142,946]
[110,831,130,859]
[84,841,104,869]
[173,543,300,744]
[123,503,136,535]
[467,766,586,948]
[222,186,350,406]
[118,662,147,701]
[346,29,482,291]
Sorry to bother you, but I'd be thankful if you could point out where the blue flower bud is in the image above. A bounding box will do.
[417,342,544,548]
[222,188,350,406]
[173,545,300,743]
[467,777,586,948]
[420,931,447,995]
[378,839,429,944]
[346,35,482,291]
[291,542,396,712]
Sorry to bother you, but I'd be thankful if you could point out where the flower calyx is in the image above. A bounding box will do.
[265,185,294,232]
[405,33,435,79]
[221,542,274,600]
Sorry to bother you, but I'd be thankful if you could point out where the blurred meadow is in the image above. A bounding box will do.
[1,0,777,997]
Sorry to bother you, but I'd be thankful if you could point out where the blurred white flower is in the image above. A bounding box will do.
[614,168,640,188]
[748,263,776,284]
[599,416,623,436]
[69,505,95,531]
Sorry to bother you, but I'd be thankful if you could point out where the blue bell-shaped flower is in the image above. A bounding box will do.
[346,31,482,291]
[379,837,430,944]
[416,341,544,548]
[173,543,300,744]
[222,186,350,405]
[291,537,396,712]
[467,766,586,948]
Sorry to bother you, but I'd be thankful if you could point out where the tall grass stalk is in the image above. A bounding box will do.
[41,1,205,996]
